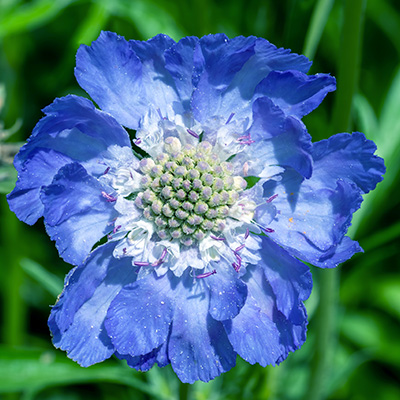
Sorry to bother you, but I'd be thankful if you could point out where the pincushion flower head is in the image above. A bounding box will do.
[8,32,385,383]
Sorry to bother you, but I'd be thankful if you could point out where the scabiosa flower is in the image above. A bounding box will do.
[8,32,385,383]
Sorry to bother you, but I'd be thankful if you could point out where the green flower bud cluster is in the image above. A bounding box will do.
[134,136,247,246]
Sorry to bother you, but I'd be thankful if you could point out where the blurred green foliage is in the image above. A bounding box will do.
[0,0,399,399]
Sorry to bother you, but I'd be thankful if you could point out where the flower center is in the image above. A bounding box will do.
[133,136,247,246]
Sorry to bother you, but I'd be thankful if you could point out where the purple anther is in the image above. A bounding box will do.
[237,133,255,145]
[101,191,117,202]
[152,250,168,267]
[232,262,240,272]
[123,248,127,254]
[195,269,217,279]
[187,128,199,139]
[103,166,110,175]
[134,261,150,267]
[210,234,226,241]
[226,112,235,124]
[234,252,242,265]
[113,225,122,234]
[245,228,250,239]
[235,244,245,252]
[160,248,168,261]
[266,194,279,203]
[134,138,142,145]
[264,227,275,233]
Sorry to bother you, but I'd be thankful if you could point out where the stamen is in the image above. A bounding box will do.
[266,194,279,203]
[210,234,226,241]
[123,248,127,254]
[235,244,245,252]
[232,262,240,272]
[226,112,235,124]
[187,129,199,139]
[134,261,150,266]
[103,166,110,175]
[101,191,117,202]
[113,225,122,234]
[245,228,250,239]
[134,138,142,145]
[237,133,255,145]
[159,247,168,261]
[195,269,217,279]
[264,227,275,233]
[234,252,242,264]
[151,247,169,267]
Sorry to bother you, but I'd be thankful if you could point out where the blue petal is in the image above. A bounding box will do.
[223,264,307,367]
[250,97,286,139]
[164,36,200,108]
[273,301,308,361]
[41,163,118,265]
[258,236,312,323]
[130,34,179,118]
[48,242,136,367]
[7,95,130,225]
[262,169,363,267]
[311,132,385,194]
[7,148,71,225]
[105,272,174,357]
[23,95,130,169]
[75,31,178,129]
[192,36,312,124]
[191,35,257,123]
[116,342,169,372]
[168,272,236,383]
[256,70,336,118]
[205,262,248,321]
[251,100,313,178]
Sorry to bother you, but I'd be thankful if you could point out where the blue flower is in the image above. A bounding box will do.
[7,32,385,383]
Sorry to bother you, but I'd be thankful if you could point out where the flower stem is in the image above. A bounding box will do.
[306,1,366,400]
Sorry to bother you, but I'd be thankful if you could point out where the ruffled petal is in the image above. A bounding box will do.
[7,95,131,225]
[164,36,200,107]
[256,70,336,118]
[258,236,312,322]
[206,261,248,321]
[191,35,257,123]
[105,272,174,357]
[75,31,178,129]
[249,100,313,177]
[7,148,71,225]
[41,163,118,265]
[192,36,312,124]
[23,95,130,169]
[116,342,169,372]
[262,168,363,267]
[311,132,385,194]
[223,263,308,367]
[168,272,236,383]
[48,242,136,367]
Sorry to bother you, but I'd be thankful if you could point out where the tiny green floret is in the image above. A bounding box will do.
[135,137,247,245]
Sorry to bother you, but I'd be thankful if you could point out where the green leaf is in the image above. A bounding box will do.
[20,258,63,298]
[303,0,335,60]
[0,164,17,194]
[0,0,77,37]
[0,347,168,399]
[374,276,400,320]
[341,311,400,367]
[353,93,378,139]
[101,0,186,41]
